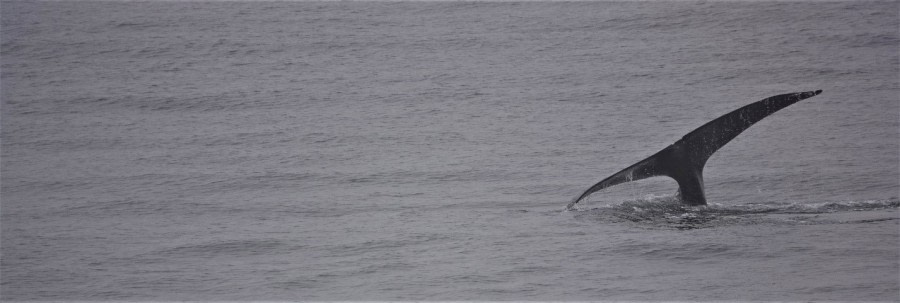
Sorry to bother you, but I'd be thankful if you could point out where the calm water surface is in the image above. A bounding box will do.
[1,1,898,301]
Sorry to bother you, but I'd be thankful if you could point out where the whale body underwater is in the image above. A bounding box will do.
[568,90,824,209]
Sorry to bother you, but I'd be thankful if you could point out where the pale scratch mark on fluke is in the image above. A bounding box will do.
[568,90,823,210]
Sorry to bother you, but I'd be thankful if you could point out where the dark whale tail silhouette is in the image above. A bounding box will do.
[567,90,823,210]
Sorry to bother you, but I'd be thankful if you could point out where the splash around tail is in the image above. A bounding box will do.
[567,195,899,230]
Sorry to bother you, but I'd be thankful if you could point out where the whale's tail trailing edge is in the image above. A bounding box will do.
[567,90,823,210]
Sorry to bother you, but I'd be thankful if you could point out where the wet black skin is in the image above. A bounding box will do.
[568,90,823,209]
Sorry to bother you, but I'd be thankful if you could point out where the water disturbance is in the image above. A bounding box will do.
[1,1,897,301]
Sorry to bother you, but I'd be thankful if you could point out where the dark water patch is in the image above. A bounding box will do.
[570,195,899,230]
[55,197,218,218]
[153,239,289,259]
[198,172,321,194]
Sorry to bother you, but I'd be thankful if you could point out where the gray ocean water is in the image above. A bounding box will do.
[1,1,898,301]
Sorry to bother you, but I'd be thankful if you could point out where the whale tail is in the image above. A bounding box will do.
[567,90,823,210]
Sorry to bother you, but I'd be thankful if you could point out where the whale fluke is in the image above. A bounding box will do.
[567,90,823,209]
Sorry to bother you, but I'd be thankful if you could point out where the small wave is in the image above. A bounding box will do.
[154,239,288,259]
[569,195,899,230]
